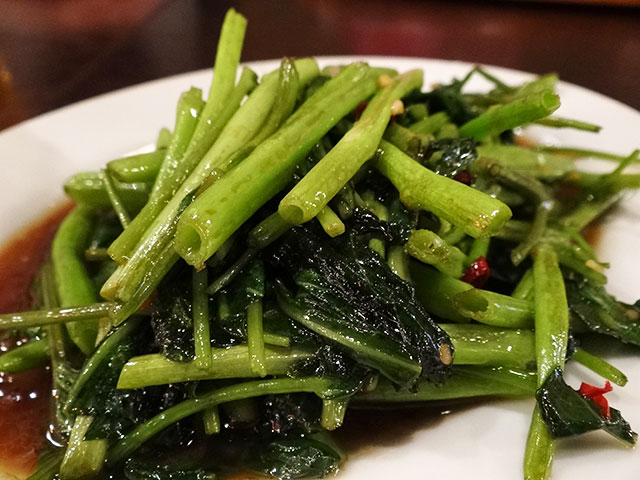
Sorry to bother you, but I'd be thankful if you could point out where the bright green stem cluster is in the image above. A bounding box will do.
[279,69,423,224]
[375,140,512,239]
[175,63,378,267]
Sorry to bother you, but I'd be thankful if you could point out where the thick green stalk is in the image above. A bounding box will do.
[466,237,490,266]
[524,243,569,480]
[410,263,534,327]
[117,345,312,388]
[203,406,221,435]
[387,245,411,281]
[459,91,560,140]
[383,123,429,157]
[264,333,290,348]
[512,269,534,300]
[533,245,569,381]
[410,262,472,323]
[64,172,150,212]
[475,145,574,180]
[279,69,423,224]
[234,58,302,152]
[405,229,467,278]
[524,407,555,480]
[355,366,536,403]
[247,300,266,377]
[375,140,512,238]
[0,338,49,373]
[560,191,623,231]
[194,9,247,141]
[60,416,107,480]
[0,303,113,330]
[406,103,428,121]
[316,206,345,238]
[408,111,449,135]
[247,212,292,249]
[101,170,131,228]
[321,399,348,430]
[151,87,205,197]
[175,63,378,267]
[107,149,165,183]
[52,208,101,354]
[571,348,627,387]
[473,156,554,265]
[108,244,179,324]
[436,123,459,139]
[156,128,172,149]
[455,289,534,328]
[192,268,212,370]
[442,323,535,370]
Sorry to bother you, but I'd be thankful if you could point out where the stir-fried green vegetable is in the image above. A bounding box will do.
[2,8,640,480]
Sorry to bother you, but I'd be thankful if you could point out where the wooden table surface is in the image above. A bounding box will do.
[1,0,639,131]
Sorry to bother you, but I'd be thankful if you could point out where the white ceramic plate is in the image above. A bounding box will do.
[1,57,639,480]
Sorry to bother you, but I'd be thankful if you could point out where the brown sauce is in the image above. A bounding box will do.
[0,202,71,477]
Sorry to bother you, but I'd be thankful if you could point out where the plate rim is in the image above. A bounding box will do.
[3,55,639,139]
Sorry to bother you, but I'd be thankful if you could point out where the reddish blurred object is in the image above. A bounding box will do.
[0,61,28,130]
[0,0,167,35]
[461,256,491,288]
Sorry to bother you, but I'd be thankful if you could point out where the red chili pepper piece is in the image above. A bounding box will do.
[579,380,613,420]
[454,170,474,185]
[461,256,491,288]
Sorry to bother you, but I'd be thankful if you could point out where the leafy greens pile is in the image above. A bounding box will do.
[1,8,640,480]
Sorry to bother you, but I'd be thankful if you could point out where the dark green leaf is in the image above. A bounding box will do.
[124,459,216,480]
[151,280,194,362]
[536,367,636,446]
[249,432,343,479]
[565,273,640,346]
[271,228,453,386]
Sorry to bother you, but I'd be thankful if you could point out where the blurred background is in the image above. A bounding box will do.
[1,0,639,131]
